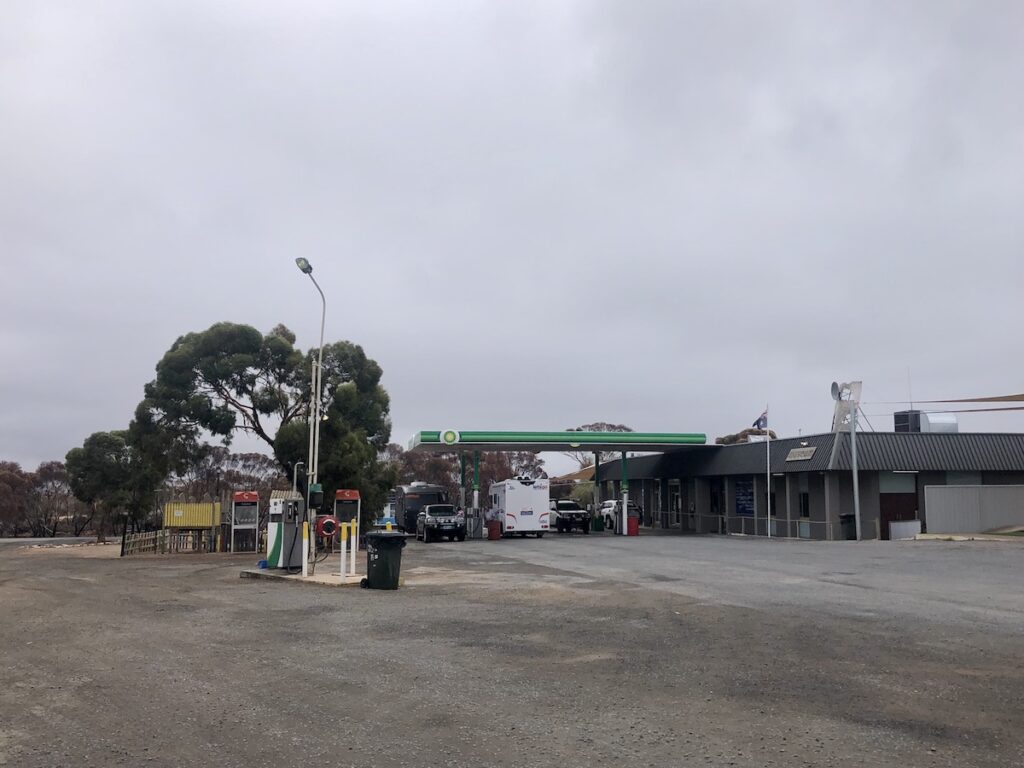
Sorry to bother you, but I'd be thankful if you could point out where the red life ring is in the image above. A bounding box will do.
[316,516,338,538]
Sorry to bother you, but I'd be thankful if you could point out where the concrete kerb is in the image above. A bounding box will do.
[915,532,1024,543]
[240,551,407,587]
[240,569,372,587]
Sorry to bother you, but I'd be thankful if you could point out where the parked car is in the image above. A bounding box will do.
[549,499,590,534]
[416,503,466,542]
[598,500,643,532]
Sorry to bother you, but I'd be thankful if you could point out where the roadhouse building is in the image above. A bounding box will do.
[595,431,1024,540]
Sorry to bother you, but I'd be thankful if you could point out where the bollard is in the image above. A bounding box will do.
[349,522,357,576]
[340,522,348,578]
[301,521,309,578]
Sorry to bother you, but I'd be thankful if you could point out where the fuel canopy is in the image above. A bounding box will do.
[408,430,707,454]
[407,430,708,536]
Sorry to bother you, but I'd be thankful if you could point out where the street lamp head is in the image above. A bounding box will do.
[295,257,313,275]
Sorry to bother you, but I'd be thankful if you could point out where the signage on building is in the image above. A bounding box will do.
[735,478,754,516]
[785,447,817,462]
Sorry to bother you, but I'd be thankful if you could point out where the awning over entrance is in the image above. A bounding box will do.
[408,430,707,453]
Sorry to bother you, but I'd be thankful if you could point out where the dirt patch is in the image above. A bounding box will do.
[22,541,120,558]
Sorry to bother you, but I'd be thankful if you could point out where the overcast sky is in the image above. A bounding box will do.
[3,1,1023,473]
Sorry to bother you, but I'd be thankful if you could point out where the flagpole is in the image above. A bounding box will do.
[766,405,771,539]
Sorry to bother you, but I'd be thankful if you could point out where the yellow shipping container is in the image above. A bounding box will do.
[163,502,222,528]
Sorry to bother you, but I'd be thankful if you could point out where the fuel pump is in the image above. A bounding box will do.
[267,492,306,570]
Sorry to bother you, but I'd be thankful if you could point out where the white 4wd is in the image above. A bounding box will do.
[549,499,591,534]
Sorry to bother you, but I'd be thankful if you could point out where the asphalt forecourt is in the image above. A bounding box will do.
[2,536,1022,767]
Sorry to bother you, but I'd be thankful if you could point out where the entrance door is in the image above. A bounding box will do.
[879,472,918,540]
[880,494,918,540]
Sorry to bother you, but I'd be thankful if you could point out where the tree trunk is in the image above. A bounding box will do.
[95,503,106,543]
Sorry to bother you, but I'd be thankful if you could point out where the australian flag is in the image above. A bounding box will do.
[752,410,768,430]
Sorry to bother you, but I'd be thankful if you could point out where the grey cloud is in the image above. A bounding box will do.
[2,1,1022,472]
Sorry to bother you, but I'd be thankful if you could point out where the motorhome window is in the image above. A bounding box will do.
[403,492,445,512]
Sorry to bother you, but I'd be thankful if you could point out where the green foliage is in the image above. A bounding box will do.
[141,322,305,450]
[274,342,393,522]
[313,341,391,451]
[65,431,162,539]
[137,322,394,527]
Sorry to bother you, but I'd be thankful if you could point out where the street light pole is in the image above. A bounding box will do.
[851,406,862,541]
[295,258,327,565]
[296,259,327,486]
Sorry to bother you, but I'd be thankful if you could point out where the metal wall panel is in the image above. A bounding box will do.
[924,485,1024,533]
[163,502,222,528]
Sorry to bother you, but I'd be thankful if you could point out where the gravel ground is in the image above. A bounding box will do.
[1,535,1022,767]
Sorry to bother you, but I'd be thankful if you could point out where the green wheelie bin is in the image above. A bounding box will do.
[361,531,408,589]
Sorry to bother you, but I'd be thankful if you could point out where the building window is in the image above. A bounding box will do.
[799,492,810,518]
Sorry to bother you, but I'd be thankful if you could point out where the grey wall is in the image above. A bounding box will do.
[694,477,713,532]
[807,473,826,539]
[782,475,796,537]
[860,472,881,540]
[836,472,882,540]
[772,474,788,537]
[924,485,1024,533]
[983,471,1024,485]
[917,472,944,523]
[814,474,834,539]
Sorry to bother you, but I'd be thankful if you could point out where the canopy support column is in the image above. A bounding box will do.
[472,450,480,510]
[459,453,467,511]
[621,451,629,536]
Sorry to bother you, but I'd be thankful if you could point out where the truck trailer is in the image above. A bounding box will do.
[489,476,549,537]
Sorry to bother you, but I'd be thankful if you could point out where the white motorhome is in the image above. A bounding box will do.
[488,476,550,537]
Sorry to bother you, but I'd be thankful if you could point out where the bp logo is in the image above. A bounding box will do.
[441,429,460,446]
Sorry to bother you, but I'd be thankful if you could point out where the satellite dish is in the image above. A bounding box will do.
[830,381,841,401]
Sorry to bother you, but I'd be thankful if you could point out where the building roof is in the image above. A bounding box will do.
[830,432,1024,472]
[269,489,303,500]
[595,432,1024,481]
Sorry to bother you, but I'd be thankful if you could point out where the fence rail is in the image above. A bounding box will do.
[691,514,850,540]
[121,529,218,556]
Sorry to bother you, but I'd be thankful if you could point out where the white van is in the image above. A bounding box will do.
[489,477,550,537]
